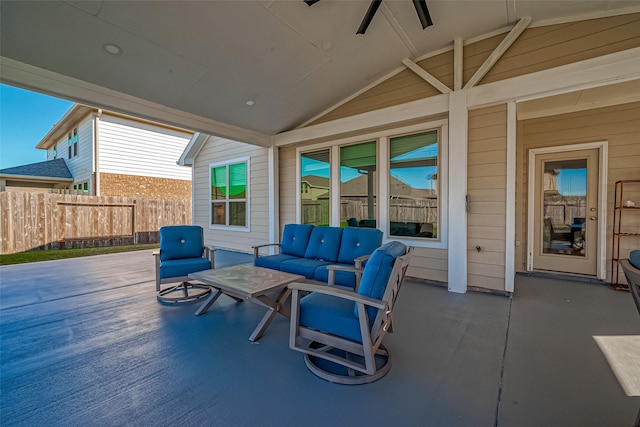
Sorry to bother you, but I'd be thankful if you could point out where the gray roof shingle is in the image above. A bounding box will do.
[0,158,73,179]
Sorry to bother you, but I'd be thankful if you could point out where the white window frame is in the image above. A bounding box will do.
[209,157,250,232]
[67,127,79,159]
[296,119,448,249]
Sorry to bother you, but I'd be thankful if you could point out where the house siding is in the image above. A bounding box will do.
[61,114,94,191]
[467,105,508,291]
[98,114,192,181]
[194,136,270,252]
[516,101,640,284]
[306,13,640,125]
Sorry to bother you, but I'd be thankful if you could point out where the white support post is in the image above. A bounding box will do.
[268,145,279,253]
[454,37,463,91]
[447,90,468,293]
[505,102,517,293]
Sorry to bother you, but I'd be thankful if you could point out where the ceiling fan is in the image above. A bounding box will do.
[304,0,433,34]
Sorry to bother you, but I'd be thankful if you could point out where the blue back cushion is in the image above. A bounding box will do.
[630,250,640,269]
[337,227,382,264]
[304,226,343,262]
[280,224,314,257]
[159,225,204,261]
[355,241,407,319]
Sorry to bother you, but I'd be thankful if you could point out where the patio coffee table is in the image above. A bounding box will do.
[189,264,304,341]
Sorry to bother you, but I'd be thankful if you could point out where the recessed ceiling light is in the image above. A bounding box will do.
[103,43,122,55]
[245,100,255,106]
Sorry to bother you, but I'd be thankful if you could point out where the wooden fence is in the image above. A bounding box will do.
[0,192,191,254]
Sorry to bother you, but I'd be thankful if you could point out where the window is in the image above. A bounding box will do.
[340,141,377,228]
[296,123,445,247]
[300,149,330,226]
[73,182,89,194]
[210,158,249,230]
[389,130,439,239]
[68,127,78,158]
[52,148,57,159]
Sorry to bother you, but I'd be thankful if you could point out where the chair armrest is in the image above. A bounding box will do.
[252,243,281,259]
[325,264,364,289]
[152,250,160,257]
[288,282,386,310]
[204,245,217,269]
[353,254,370,269]
[326,265,361,273]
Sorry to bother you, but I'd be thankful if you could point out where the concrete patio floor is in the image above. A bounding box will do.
[1,249,638,426]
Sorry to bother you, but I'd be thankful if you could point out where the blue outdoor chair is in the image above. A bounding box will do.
[153,225,215,303]
[289,241,412,384]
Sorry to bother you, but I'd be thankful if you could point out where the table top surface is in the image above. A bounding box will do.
[594,335,640,397]
[189,264,304,298]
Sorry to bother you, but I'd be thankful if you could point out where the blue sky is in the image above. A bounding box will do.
[0,84,74,169]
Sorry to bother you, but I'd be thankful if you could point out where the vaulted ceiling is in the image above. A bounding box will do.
[1,0,638,143]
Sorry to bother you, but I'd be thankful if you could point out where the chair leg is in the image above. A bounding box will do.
[157,281,212,304]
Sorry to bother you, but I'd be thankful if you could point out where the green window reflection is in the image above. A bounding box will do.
[211,166,227,200]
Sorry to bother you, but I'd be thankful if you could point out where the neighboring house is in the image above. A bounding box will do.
[0,158,73,192]
[180,12,640,294]
[0,104,193,199]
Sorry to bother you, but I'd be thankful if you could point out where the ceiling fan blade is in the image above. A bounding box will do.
[304,0,320,5]
[357,0,383,35]
[412,0,433,29]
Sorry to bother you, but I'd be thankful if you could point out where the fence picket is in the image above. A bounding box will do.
[0,192,191,254]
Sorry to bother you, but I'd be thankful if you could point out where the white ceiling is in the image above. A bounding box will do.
[1,0,638,138]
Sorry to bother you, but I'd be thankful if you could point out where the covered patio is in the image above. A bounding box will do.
[1,250,638,426]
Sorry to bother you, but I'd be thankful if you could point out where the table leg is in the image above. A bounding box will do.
[248,287,292,342]
[195,288,222,316]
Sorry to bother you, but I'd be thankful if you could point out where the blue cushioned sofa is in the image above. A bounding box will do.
[253,224,383,288]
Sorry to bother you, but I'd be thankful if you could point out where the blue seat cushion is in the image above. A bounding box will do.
[355,241,407,319]
[159,226,204,261]
[314,264,359,288]
[299,292,363,343]
[337,227,382,264]
[159,257,211,279]
[304,226,343,262]
[281,224,314,257]
[280,258,331,279]
[254,254,301,271]
[630,250,640,269]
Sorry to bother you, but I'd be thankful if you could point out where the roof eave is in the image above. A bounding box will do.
[0,174,74,183]
[35,104,95,150]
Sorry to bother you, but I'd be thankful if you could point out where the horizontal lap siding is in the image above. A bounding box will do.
[194,137,269,252]
[481,13,640,84]
[278,146,298,231]
[98,115,192,180]
[468,105,507,291]
[407,247,448,283]
[63,115,94,186]
[308,51,453,126]
[305,14,639,127]
[517,102,640,283]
